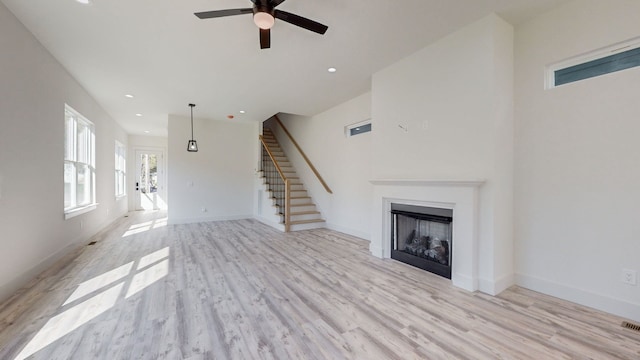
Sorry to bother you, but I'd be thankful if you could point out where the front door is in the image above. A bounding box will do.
[135,150,165,210]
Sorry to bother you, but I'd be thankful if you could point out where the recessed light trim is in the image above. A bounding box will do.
[125,94,134,98]
[76,0,90,4]
[144,130,150,134]
[328,67,337,73]
[135,113,143,117]
[239,110,246,114]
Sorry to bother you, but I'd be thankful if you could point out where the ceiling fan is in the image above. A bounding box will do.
[194,0,328,49]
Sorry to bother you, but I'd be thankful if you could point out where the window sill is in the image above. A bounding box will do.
[65,203,98,220]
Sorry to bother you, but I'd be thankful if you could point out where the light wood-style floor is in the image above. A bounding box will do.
[1,211,639,359]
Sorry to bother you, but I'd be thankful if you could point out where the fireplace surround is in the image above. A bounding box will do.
[370,179,484,292]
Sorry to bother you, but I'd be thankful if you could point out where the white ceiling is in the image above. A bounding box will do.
[2,0,569,136]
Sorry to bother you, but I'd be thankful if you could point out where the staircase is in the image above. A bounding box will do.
[258,128,326,231]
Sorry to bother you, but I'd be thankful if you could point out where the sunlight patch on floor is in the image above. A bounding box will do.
[15,246,171,360]
[122,217,168,237]
[63,262,134,306]
[126,259,169,299]
[14,283,124,360]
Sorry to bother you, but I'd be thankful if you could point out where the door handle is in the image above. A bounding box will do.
[135,182,139,191]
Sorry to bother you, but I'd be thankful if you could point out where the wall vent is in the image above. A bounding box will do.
[621,321,640,332]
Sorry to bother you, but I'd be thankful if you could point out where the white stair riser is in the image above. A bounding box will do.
[289,221,326,231]
[290,204,317,212]
[270,191,307,198]
[290,198,312,205]
[290,213,322,222]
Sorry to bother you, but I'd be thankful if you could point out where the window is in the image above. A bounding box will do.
[64,105,96,217]
[547,37,640,88]
[345,119,372,137]
[115,141,126,198]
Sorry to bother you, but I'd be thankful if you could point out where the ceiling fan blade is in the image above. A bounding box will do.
[270,0,286,7]
[195,8,253,19]
[274,10,328,35]
[260,29,271,49]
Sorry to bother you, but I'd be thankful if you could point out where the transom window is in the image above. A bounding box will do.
[115,141,126,198]
[345,119,372,137]
[64,105,96,218]
[547,37,640,88]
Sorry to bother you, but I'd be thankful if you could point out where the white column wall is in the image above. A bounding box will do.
[371,14,515,294]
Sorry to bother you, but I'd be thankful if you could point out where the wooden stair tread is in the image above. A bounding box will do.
[289,219,326,225]
[290,211,320,215]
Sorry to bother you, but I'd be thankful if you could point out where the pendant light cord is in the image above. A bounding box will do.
[189,103,195,140]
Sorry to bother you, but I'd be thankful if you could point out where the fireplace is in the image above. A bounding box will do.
[391,203,453,279]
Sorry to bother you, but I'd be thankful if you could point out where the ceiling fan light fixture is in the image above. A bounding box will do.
[253,11,275,29]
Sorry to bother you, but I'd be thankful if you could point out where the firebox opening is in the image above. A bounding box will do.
[391,203,453,279]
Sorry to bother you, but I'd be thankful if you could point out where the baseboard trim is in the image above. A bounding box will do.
[325,222,370,242]
[516,273,640,323]
[0,241,80,304]
[478,273,515,296]
[168,214,252,225]
[253,215,285,232]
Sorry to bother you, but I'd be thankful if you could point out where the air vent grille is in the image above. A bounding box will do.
[622,321,640,332]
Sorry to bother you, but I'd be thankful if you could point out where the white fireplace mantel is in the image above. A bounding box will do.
[369,178,485,292]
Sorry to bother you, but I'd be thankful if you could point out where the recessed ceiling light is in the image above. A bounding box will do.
[239,110,246,114]
[76,0,90,4]
[125,94,134,98]
[144,130,150,134]
[135,113,143,117]
[328,67,337,73]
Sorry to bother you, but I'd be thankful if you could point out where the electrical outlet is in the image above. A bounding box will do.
[621,269,637,286]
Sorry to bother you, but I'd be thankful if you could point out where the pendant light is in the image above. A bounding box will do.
[187,103,198,152]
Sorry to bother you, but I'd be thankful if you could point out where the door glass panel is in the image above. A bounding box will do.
[140,154,148,194]
[139,154,158,194]
[148,155,158,193]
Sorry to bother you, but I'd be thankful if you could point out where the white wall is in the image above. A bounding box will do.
[275,92,373,239]
[0,3,128,303]
[514,0,640,321]
[167,115,257,224]
[371,14,515,294]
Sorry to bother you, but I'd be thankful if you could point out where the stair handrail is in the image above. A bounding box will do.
[273,115,333,194]
[259,135,291,232]
[260,135,288,182]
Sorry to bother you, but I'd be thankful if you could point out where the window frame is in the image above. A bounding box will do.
[115,141,126,199]
[345,119,372,138]
[64,104,96,219]
[546,36,640,89]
